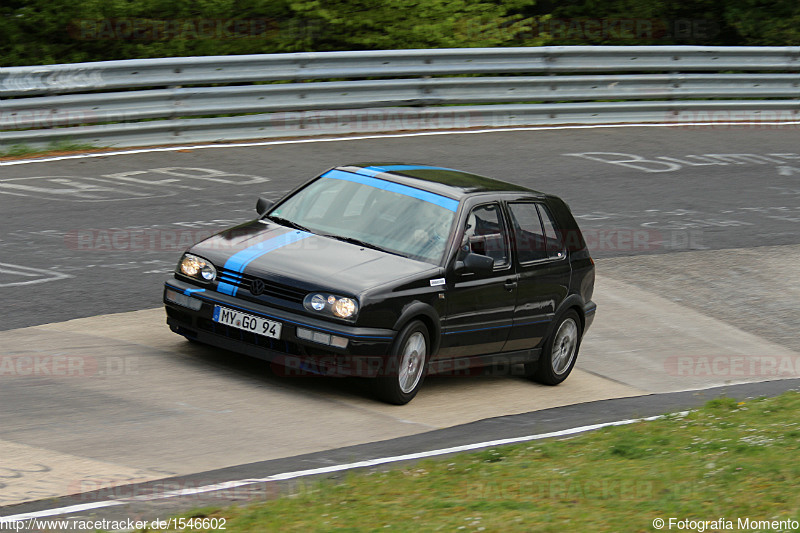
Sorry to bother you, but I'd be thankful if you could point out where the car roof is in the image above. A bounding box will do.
[335,163,542,200]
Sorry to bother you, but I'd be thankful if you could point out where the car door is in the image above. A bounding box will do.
[504,201,571,351]
[437,202,518,359]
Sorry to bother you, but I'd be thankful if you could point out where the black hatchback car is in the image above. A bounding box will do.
[164,163,595,404]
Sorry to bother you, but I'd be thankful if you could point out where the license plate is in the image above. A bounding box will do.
[213,306,282,339]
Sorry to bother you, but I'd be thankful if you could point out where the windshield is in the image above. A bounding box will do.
[268,171,458,265]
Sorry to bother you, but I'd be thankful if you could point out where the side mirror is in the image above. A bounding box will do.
[256,197,274,216]
[455,253,494,275]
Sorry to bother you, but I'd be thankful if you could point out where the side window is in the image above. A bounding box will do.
[461,203,510,268]
[508,203,564,263]
[537,204,564,257]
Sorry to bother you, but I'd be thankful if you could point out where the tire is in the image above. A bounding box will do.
[526,310,582,385]
[373,320,430,405]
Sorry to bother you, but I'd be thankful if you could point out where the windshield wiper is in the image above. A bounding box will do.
[265,218,407,257]
[322,234,407,257]
[266,215,312,233]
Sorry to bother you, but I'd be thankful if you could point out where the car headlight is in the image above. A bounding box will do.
[304,293,359,320]
[177,253,216,282]
[332,297,357,318]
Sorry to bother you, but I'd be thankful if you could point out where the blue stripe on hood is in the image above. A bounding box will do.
[216,229,311,296]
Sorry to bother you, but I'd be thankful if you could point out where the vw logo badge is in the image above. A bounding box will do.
[250,279,266,296]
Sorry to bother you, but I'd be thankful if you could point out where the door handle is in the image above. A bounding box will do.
[504,279,518,291]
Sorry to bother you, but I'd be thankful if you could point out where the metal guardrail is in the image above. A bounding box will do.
[2,46,799,149]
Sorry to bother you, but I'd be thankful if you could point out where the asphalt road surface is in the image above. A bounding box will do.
[1,124,799,515]
[2,125,800,330]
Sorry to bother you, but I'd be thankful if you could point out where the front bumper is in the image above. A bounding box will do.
[163,279,396,377]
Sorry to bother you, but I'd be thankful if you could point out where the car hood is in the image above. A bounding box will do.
[189,221,440,295]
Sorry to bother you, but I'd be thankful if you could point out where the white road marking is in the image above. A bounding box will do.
[565,151,800,173]
[0,263,72,288]
[0,267,38,277]
[0,168,270,201]
[0,176,168,201]
[1,122,800,167]
[778,165,800,176]
[0,411,686,523]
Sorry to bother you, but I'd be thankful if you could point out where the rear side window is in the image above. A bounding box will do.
[508,203,564,263]
[537,204,564,255]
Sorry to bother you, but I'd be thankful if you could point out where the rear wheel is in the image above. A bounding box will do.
[526,310,581,385]
[373,320,429,405]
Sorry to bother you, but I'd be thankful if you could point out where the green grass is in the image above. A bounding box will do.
[0,140,100,158]
[140,392,800,532]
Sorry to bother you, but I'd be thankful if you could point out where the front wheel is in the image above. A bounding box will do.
[526,310,582,385]
[373,320,429,405]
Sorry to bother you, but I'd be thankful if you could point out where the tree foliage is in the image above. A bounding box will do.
[724,0,800,45]
[0,0,797,66]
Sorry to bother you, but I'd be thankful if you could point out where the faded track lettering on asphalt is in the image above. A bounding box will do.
[0,167,269,201]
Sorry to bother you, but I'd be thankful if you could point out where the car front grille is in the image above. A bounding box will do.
[216,267,306,303]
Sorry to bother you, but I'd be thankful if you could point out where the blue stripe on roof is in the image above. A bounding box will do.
[323,169,459,212]
[353,167,381,177]
[362,164,458,173]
